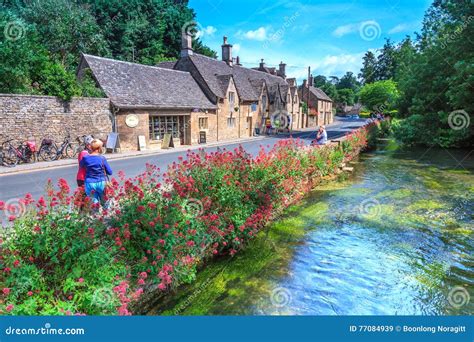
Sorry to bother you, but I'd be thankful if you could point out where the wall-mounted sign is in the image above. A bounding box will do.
[251,103,257,112]
[199,131,206,144]
[125,114,139,128]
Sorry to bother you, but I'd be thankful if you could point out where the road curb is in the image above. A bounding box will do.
[0,136,268,176]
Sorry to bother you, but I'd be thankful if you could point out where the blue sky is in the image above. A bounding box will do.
[189,0,432,81]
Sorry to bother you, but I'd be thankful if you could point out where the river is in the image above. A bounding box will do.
[149,142,474,315]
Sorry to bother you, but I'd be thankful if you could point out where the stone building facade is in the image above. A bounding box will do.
[0,94,112,145]
[298,76,334,128]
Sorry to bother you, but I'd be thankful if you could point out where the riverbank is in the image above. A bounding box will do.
[0,122,382,315]
[147,143,473,315]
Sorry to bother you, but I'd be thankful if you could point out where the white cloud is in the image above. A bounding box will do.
[332,23,358,37]
[388,23,414,34]
[199,25,217,37]
[332,20,381,39]
[236,27,269,41]
[233,43,241,54]
[282,52,366,81]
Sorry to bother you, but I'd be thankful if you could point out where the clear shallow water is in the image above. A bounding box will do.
[151,145,474,315]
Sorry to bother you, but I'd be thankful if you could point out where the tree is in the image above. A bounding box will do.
[0,9,80,100]
[20,0,109,69]
[0,0,217,98]
[320,83,337,102]
[359,51,377,84]
[312,75,327,88]
[358,80,399,112]
[375,39,397,80]
[80,0,216,63]
[336,88,355,106]
[336,71,359,92]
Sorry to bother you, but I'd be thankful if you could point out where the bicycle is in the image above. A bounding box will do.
[75,134,94,153]
[1,139,36,167]
[37,137,57,162]
[53,133,81,160]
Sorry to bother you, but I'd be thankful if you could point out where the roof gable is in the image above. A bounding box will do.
[184,53,290,102]
[79,54,215,110]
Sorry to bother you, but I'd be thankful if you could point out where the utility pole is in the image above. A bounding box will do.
[306,66,310,128]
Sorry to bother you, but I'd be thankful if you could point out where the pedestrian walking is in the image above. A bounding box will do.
[79,139,113,206]
[76,136,93,187]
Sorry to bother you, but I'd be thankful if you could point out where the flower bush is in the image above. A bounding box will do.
[0,123,380,315]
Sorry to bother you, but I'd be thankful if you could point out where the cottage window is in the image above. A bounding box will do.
[199,117,208,130]
[149,116,180,140]
[262,95,267,112]
[228,91,235,113]
[227,117,236,128]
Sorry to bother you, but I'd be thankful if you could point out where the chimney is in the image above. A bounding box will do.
[181,31,193,57]
[236,56,242,66]
[309,74,314,87]
[222,36,233,66]
[278,61,286,79]
[259,58,265,70]
[303,79,307,88]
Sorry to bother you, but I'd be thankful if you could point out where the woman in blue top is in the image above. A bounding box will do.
[79,139,113,206]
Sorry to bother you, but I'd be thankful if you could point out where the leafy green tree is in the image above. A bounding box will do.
[36,62,81,100]
[336,71,360,92]
[81,0,216,63]
[359,80,399,112]
[312,75,327,88]
[359,50,377,84]
[20,0,109,69]
[375,39,397,80]
[1,9,79,100]
[320,82,337,101]
[336,88,355,106]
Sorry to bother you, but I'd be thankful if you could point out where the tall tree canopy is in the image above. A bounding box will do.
[359,0,473,147]
[0,0,216,99]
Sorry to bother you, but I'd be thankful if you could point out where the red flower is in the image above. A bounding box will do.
[2,288,10,295]
[78,278,84,283]
[27,291,33,296]
[6,304,13,312]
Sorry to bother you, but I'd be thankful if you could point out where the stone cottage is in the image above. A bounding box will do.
[77,34,305,151]
[298,75,334,128]
[77,54,217,151]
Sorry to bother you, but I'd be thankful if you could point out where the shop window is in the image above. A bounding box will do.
[199,117,208,130]
[149,116,180,140]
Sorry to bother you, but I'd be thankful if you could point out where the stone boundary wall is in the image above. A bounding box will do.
[0,94,113,145]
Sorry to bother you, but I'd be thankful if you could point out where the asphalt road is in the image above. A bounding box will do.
[0,117,367,202]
